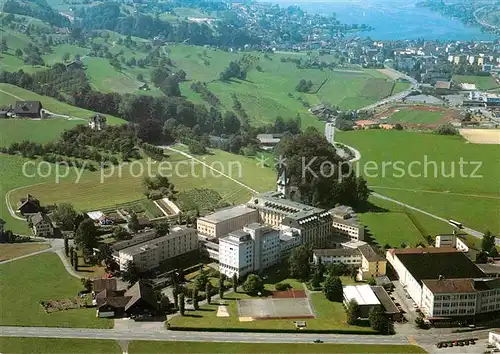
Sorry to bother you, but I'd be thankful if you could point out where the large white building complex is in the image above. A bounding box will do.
[115,226,198,271]
[387,247,500,322]
[197,205,258,238]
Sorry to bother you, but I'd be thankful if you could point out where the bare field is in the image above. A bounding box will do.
[0,243,49,261]
[460,129,500,144]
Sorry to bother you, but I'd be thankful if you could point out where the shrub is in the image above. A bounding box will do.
[275,283,291,291]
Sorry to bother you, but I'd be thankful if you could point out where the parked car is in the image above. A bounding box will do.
[313,339,323,344]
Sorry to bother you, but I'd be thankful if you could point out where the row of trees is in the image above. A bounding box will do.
[190,81,221,107]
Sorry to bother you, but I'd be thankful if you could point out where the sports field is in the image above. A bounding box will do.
[452,74,499,91]
[0,252,111,328]
[337,130,500,235]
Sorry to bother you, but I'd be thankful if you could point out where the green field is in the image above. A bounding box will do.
[130,341,425,353]
[384,109,445,125]
[5,148,275,230]
[452,75,499,91]
[0,83,125,124]
[0,338,121,354]
[337,130,500,235]
[0,252,112,328]
[0,118,84,147]
[168,291,373,333]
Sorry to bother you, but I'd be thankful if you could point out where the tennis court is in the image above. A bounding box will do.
[237,294,314,320]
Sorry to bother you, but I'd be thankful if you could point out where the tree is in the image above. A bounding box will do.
[394,123,403,130]
[62,52,70,62]
[179,293,185,316]
[369,305,393,334]
[218,273,225,299]
[415,314,426,329]
[367,277,377,286]
[205,282,213,304]
[52,203,79,231]
[72,249,78,271]
[1,38,8,53]
[122,261,141,285]
[81,278,93,292]
[436,123,458,136]
[75,219,97,251]
[232,273,238,293]
[69,246,74,265]
[289,245,311,280]
[97,243,113,265]
[311,270,322,288]
[155,222,170,237]
[346,299,360,325]
[128,212,140,233]
[195,269,209,290]
[481,230,496,255]
[113,226,131,241]
[173,286,179,309]
[323,275,343,302]
[15,48,23,58]
[160,76,181,97]
[242,274,264,295]
[193,289,199,310]
[223,111,241,134]
[64,236,69,256]
[109,57,122,71]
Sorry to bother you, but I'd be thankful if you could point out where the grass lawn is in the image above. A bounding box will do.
[168,291,373,333]
[452,74,499,91]
[0,83,125,124]
[0,338,121,354]
[0,252,112,328]
[7,148,276,228]
[129,341,425,353]
[384,109,445,125]
[337,130,500,235]
[0,242,49,261]
[0,118,84,147]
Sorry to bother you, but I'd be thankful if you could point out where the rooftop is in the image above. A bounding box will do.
[358,244,384,262]
[313,248,360,257]
[343,285,380,306]
[119,227,195,256]
[396,251,485,286]
[371,286,399,314]
[477,263,500,274]
[198,205,257,224]
[249,191,330,223]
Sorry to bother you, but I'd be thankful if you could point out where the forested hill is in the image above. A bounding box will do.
[3,0,70,27]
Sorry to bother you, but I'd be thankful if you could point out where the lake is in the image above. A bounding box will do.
[271,0,497,40]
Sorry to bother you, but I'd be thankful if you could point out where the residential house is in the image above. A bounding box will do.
[17,195,42,215]
[256,134,283,150]
[13,101,43,118]
[88,114,107,131]
[95,280,159,318]
[30,212,57,238]
[92,278,117,294]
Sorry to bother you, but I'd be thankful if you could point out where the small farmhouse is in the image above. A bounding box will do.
[17,194,42,215]
[13,101,43,118]
[88,114,107,131]
[30,212,57,238]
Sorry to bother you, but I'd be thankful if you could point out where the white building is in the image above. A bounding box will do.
[329,205,364,242]
[386,248,488,315]
[343,285,381,318]
[421,278,500,318]
[313,248,362,266]
[197,205,258,239]
[325,121,335,145]
[218,223,281,278]
[117,226,197,271]
[88,114,107,131]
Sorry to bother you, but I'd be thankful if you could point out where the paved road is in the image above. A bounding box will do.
[0,326,409,344]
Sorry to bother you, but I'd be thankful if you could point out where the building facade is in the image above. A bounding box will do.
[197,205,258,238]
[117,226,197,271]
[248,191,332,248]
[329,205,364,242]
[218,223,281,278]
[31,212,55,238]
[313,248,362,266]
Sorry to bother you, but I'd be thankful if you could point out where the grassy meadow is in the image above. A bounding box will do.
[452,74,499,91]
[384,109,445,125]
[0,252,112,328]
[0,242,49,261]
[130,341,425,353]
[0,338,121,354]
[337,130,500,235]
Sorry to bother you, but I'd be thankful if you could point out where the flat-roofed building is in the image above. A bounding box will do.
[248,191,332,247]
[197,205,258,238]
[218,223,281,278]
[116,226,197,271]
[313,248,362,266]
[343,285,380,318]
[329,205,364,242]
